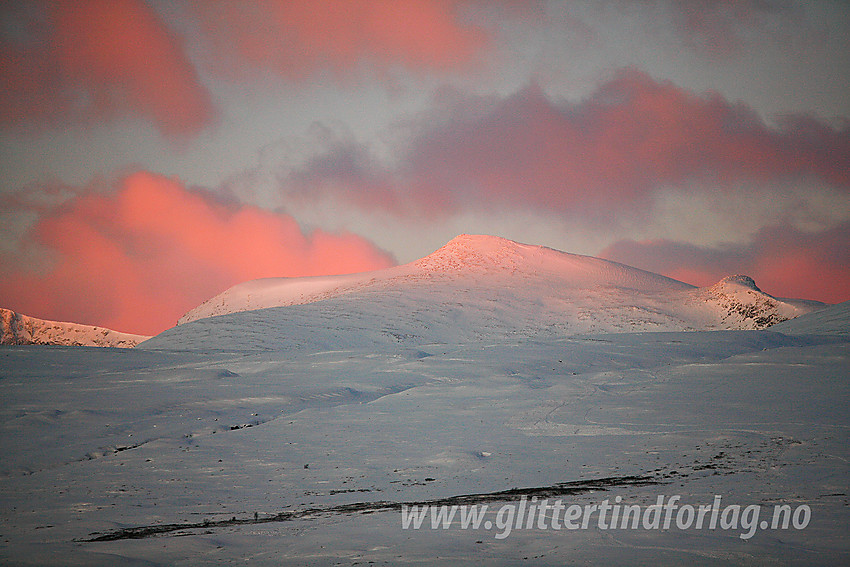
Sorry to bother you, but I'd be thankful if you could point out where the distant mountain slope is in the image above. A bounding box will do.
[770,301,850,335]
[142,235,822,351]
[0,308,149,348]
[178,234,695,324]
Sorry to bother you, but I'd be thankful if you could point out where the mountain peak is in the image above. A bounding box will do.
[715,275,761,291]
[443,233,516,247]
[413,234,544,273]
[432,234,529,256]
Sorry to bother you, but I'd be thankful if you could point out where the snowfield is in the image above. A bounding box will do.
[1,235,847,565]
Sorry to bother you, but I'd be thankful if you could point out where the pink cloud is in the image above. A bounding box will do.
[284,69,849,215]
[598,222,850,304]
[0,172,395,335]
[192,0,489,79]
[0,0,213,138]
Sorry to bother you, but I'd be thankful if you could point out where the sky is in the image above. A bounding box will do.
[1,0,849,336]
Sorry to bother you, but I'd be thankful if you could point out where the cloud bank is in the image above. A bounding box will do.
[284,69,849,216]
[0,172,394,335]
[1,0,497,137]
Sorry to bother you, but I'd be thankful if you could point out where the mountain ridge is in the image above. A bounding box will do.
[142,235,823,351]
[0,308,150,348]
[179,234,701,325]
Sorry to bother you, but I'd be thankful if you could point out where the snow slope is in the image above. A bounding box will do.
[146,235,820,351]
[0,308,149,348]
[771,300,850,335]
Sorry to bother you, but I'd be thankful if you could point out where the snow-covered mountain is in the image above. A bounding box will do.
[144,235,821,351]
[0,308,149,348]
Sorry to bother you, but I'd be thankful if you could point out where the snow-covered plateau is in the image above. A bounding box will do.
[1,235,847,565]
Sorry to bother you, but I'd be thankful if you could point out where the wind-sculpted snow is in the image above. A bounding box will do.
[150,235,819,351]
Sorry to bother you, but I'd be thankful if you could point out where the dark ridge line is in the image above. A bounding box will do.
[82,473,663,542]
